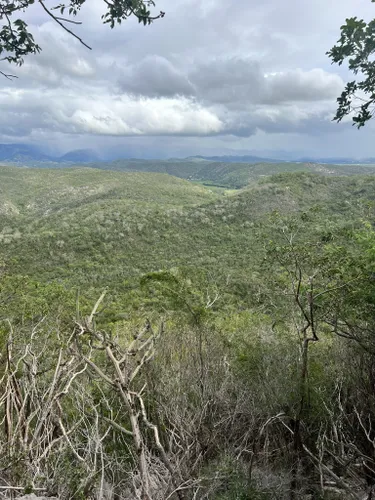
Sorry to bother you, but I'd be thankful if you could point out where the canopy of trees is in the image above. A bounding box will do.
[2,165,375,498]
[328,1,375,127]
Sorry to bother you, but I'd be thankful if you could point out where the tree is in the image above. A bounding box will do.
[0,0,165,79]
[327,1,375,128]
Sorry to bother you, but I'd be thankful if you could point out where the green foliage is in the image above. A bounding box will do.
[140,269,220,324]
[2,165,375,497]
[2,166,375,325]
[328,2,375,127]
[0,14,40,68]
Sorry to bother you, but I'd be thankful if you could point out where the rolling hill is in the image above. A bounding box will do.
[1,164,375,321]
[84,158,375,188]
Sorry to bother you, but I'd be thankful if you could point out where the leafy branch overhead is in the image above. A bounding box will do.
[327,1,375,128]
[0,0,165,78]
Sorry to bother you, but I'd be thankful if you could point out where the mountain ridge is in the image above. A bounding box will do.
[1,143,375,165]
[0,144,100,164]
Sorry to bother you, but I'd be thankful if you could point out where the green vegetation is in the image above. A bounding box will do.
[2,163,375,498]
[328,0,375,127]
[2,165,374,319]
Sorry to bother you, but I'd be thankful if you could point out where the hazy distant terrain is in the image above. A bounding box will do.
[2,143,375,183]
[0,143,101,164]
[83,158,375,188]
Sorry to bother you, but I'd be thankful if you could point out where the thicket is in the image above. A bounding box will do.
[1,169,375,498]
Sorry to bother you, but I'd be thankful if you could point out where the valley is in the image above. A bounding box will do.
[1,162,375,318]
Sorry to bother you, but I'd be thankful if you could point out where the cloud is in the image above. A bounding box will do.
[0,87,223,137]
[118,55,195,97]
[188,59,344,108]
[264,69,344,104]
[0,0,374,156]
[0,76,336,140]
[189,58,264,107]
[11,22,98,88]
[115,55,344,107]
[67,96,223,136]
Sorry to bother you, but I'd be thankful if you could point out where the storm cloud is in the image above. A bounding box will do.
[0,0,374,157]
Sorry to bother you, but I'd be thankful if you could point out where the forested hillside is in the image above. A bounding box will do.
[2,164,375,316]
[1,164,375,498]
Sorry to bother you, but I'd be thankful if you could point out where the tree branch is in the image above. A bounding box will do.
[38,0,92,50]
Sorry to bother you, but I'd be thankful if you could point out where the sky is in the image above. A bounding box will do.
[0,0,375,159]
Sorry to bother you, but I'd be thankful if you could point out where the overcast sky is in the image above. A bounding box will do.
[1,0,375,159]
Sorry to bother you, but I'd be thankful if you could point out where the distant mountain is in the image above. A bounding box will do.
[59,149,101,163]
[189,154,375,165]
[1,144,375,167]
[0,143,51,162]
[0,144,100,164]
[296,157,375,165]
[188,154,284,163]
